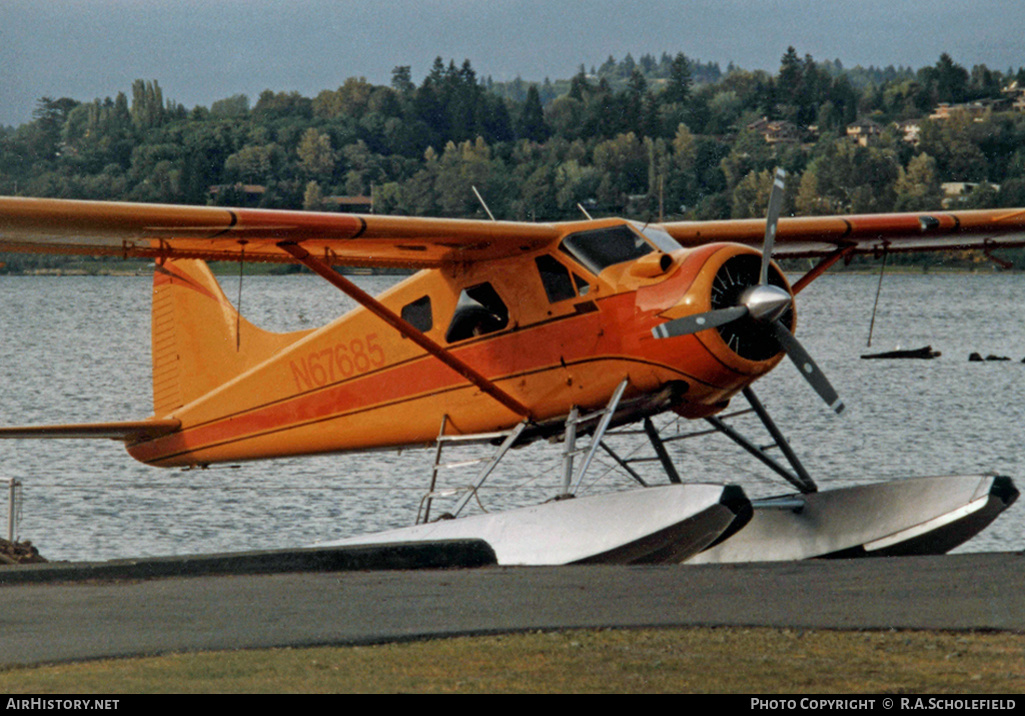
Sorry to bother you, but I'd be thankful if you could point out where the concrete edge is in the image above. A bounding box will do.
[0,539,498,586]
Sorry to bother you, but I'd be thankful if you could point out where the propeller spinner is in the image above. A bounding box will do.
[652,168,845,414]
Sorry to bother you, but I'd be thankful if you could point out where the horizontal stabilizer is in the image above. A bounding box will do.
[0,419,180,442]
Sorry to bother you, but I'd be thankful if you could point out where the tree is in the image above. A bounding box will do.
[390,66,415,96]
[961,181,999,209]
[624,69,649,136]
[664,53,693,105]
[998,178,1025,207]
[933,53,969,104]
[777,47,803,121]
[130,80,166,131]
[894,153,943,210]
[225,143,282,184]
[517,162,560,220]
[581,78,621,139]
[568,67,591,101]
[210,94,250,118]
[918,115,988,182]
[719,130,774,191]
[296,128,336,179]
[28,96,79,160]
[798,139,899,214]
[252,90,312,120]
[432,137,509,218]
[546,96,585,140]
[732,169,778,218]
[313,77,375,119]
[516,85,548,142]
[303,180,326,210]
[593,132,647,210]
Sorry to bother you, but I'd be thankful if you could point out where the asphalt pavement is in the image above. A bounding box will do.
[1,546,1023,666]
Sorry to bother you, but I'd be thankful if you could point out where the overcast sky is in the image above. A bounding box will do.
[3,0,1025,127]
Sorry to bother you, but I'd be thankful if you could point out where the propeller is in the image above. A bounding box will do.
[652,168,845,414]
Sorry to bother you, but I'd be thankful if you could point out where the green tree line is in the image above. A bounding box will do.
[4,51,1025,247]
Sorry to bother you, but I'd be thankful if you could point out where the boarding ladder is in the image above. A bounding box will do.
[417,418,529,524]
[416,377,633,522]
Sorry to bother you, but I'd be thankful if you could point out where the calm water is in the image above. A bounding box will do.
[0,270,1022,562]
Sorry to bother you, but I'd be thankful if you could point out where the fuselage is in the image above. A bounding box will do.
[127,219,791,467]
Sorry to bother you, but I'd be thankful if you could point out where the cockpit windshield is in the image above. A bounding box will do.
[559,225,651,275]
[638,224,684,254]
[559,223,682,275]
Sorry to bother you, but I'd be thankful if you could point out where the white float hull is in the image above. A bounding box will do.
[317,483,751,566]
[688,474,1018,564]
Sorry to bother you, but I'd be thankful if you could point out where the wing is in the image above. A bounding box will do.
[5,196,1025,268]
[661,208,1025,258]
[0,196,562,269]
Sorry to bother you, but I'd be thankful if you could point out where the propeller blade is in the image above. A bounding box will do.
[759,167,787,286]
[652,306,749,339]
[770,321,845,414]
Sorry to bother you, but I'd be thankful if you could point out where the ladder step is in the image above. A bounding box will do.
[437,430,518,444]
[436,458,490,470]
[570,409,606,425]
[424,487,471,499]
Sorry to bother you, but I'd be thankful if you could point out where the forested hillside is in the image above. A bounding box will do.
[3,49,1025,270]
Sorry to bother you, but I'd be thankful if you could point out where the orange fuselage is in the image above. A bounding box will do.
[128,225,789,467]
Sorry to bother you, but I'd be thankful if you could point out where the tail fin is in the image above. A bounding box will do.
[151,259,311,416]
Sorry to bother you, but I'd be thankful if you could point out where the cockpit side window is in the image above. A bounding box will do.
[535,254,592,303]
[559,225,653,275]
[573,273,591,296]
[445,282,509,343]
[535,255,577,303]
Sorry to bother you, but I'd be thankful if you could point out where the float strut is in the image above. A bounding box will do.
[742,387,817,493]
[705,412,813,494]
[643,417,682,484]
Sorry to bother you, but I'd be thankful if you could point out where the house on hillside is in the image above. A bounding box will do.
[209,184,266,203]
[845,118,883,146]
[1002,81,1025,112]
[895,118,923,146]
[324,195,374,213]
[746,117,801,145]
[929,99,1007,122]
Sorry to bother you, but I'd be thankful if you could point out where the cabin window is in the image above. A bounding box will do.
[535,254,591,303]
[559,224,654,275]
[535,255,577,303]
[400,295,433,333]
[445,283,509,343]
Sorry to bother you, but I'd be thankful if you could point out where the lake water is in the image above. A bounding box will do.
[1,270,1022,562]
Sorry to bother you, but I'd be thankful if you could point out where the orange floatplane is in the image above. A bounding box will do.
[0,172,1021,564]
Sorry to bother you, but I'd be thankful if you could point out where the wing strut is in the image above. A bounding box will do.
[790,244,856,295]
[277,241,533,420]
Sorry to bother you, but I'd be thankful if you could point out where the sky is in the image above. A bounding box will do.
[3,0,1025,127]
